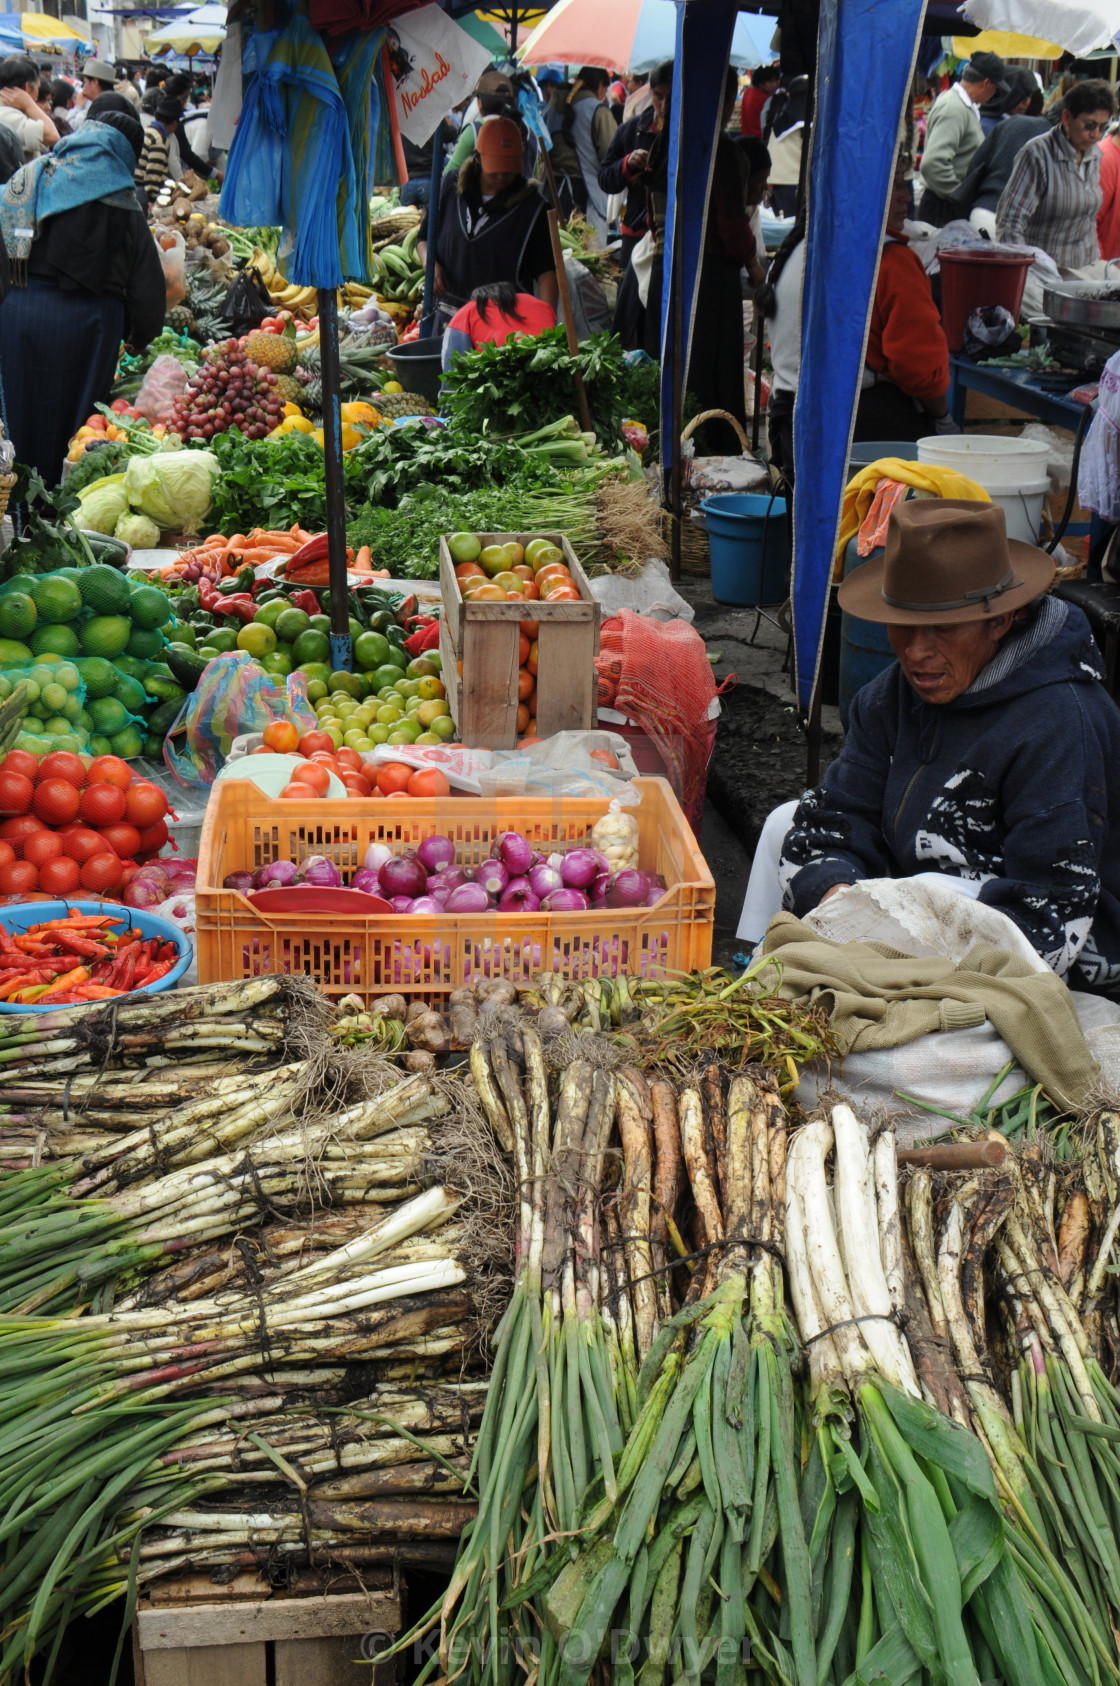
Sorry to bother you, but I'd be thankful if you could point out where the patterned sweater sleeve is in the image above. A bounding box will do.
[974,693,1105,976]
[779,680,897,914]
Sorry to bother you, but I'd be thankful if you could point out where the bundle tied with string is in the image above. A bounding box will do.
[594,607,732,821]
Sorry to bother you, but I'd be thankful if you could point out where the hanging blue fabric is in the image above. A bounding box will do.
[331,27,385,284]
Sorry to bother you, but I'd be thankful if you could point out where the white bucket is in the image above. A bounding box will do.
[916,433,1051,482]
[917,434,1051,544]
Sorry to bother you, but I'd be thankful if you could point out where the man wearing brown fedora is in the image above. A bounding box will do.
[745,500,1120,994]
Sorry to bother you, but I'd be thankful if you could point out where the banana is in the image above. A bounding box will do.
[252,247,276,283]
[401,226,420,262]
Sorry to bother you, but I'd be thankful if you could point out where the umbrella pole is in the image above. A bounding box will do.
[420,120,446,341]
[669,157,683,586]
[538,147,594,435]
[318,286,351,673]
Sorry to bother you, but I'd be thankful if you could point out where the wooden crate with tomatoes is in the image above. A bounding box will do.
[439,532,600,750]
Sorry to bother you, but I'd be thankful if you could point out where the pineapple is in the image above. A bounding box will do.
[302,379,323,413]
[274,374,304,406]
[374,391,435,418]
[243,330,298,375]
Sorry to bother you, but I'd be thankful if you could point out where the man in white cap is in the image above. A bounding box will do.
[68,58,118,131]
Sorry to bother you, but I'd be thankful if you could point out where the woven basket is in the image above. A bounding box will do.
[0,472,16,526]
[665,410,756,575]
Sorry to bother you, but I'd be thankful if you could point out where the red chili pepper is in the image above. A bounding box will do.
[143,959,174,985]
[156,941,178,964]
[53,933,113,961]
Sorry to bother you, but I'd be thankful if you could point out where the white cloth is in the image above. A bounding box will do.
[767,237,805,395]
[0,106,44,159]
[630,229,655,306]
[1078,346,1120,521]
[969,206,997,235]
[953,78,982,120]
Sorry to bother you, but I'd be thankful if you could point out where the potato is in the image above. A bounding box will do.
[449,1000,478,1049]
[403,1050,438,1074]
[475,979,517,1008]
[370,995,408,1021]
[406,1000,432,1025]
[407,1011,450,1054]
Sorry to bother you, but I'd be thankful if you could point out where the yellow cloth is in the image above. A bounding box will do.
[835,459,990,577]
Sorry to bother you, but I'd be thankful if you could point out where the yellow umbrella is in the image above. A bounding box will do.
[20,14,86,40]
[952,29,1063,55]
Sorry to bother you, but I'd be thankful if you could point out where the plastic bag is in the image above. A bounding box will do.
[134,354,190,426]
[156,228,187,309]
[224,269,273,337]
[163,652,316,787]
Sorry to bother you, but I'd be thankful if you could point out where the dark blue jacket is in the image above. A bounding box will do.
[780,599,1120,995]
[597,109,655,235]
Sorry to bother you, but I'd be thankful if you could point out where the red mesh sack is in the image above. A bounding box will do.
[593,611,733,816]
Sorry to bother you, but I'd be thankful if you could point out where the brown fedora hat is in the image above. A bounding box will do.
[837,499,1055,625]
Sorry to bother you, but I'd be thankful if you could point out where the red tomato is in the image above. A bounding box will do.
[520,619,539,640]
[38,856,80,896]
[542,584,581,602]
[32,779,81,827]
[518,634,530,667]
[124,782,168,828]
[80,783,127,827]
[98,823,142,859]
[36,752,87,789]
[0,841,14,872]
[0,858,38,895]
[0,751,39,782]
[59,826,105,864]
[517,669,535,702]
[406,768,451,798]
[298,731,335,758]
[291,762,331,796]
[309,751,342,770]
[0,771,34,818]
[335,747,364,773]
[263,720,300,754]
[86,755,132,790]
[80,853,124,895]
[376,762,414,797]
[341,772,372,797]
[22,831,63,869]
[0,816,46,856]
[278,783,311,798]
[135,819,169,852]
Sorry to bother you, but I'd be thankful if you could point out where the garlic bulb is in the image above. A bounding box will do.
[591,798,639,871]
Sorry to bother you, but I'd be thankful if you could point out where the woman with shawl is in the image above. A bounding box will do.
[0,119,164,481]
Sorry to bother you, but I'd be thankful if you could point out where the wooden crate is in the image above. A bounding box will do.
[439,531,600,748]
[133,1574,400,1686]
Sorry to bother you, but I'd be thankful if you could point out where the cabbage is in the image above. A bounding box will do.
[114,512,160,549]
[77,473,128,536]
[124,451,219,536]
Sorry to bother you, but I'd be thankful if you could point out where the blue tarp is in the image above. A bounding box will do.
[790,0,926,707]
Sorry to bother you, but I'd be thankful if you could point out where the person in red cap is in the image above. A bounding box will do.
[418,114,558,336]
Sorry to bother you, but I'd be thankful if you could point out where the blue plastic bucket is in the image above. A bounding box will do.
[701,493,788,606]
[839,537,896,727]
[0,899,193,1013]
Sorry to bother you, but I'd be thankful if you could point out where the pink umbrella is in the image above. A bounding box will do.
[518,0,774,74]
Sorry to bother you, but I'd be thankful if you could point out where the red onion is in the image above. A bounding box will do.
[589,871,610,904]
[296,855,342,888]
[496,830,532,877]
[161,859,197,886]
[427,868,466,898]
[389,896,414,913]
[363,841,393,875]
[351,867,383,895]
[417,834,455,875]
[543,888,589,912]
[256,859,298,889]
[644,884,666,905]
[427,886,450,906]
[379,854,428,900]
[445,882,491,913]
[528,863,562,900]
[223,870,257,894]
[500,877,540,913]
[475,859,508,898]
[560,848,602,890]
[408,895,446,915]
[605,870,650,909]
[124,876,167,910]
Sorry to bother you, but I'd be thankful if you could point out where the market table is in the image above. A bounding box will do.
[947,355,1090,431]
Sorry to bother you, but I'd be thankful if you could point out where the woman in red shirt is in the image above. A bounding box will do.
[441,281,557,370]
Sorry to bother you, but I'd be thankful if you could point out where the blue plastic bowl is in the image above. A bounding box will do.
[0,899,193,1013]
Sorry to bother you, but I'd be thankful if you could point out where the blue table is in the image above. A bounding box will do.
[947,355,1091,430]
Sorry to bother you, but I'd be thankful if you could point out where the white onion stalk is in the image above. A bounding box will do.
[786,1121,874,1388]
[282,1192,463,1286]
[784,1182,845,1401]
[831,1105,920,1398]
[873,1128,906,1322]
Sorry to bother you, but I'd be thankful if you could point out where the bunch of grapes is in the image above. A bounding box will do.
[171,337,285,442]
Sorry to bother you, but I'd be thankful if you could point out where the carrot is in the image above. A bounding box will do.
[352,546,373,574]
[370,568,391,578]
[225,534,248,550]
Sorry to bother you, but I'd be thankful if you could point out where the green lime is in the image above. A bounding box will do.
[370,664,406,693]
[73,657,115,697]
[275,607,311,643]
[31,575,82,625]
[262,651,293,678]
[169,623,197,648]
[112,654,151,681]
[129,584,172,629]
[309,614,330,635]
[292,628,331,666]
[429,713,456,740]
[252,599,287,630]
[79,615,131,659]
[44,716,72,736]
[369,722,390,744]
[89,696,130,736]
[297,661,332,686]
[113,672,148,713]
[0,574,34,596]
[0,637,31,665]
[126,626,166,661]
[206,628,238,653]
[88,735,112,757]
[30,624,80,658]
[75,709,94,733]
[328,669,364,700]
[78,564,131,616]
[19,717,44,737]
[109,724,145,759]
[305,679,328,703]
[388,722,421,744]
[237,622,277,658]
[353,630,390,670]
[0,592,36,641]
[384,644,407,670]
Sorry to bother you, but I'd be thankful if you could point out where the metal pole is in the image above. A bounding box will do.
[669,163,684,585]
[317,286,351,673]
[539,146,594,435]
[420,119,446,341]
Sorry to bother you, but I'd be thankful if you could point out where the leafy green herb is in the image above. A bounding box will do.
[439,328,627,450]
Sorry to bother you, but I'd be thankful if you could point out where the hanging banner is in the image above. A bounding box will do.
[386,4,492,146]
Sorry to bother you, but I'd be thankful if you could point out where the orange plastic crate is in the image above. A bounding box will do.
[195,777,714,1005]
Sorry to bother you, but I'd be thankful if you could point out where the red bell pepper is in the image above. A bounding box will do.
[290,589,320,617]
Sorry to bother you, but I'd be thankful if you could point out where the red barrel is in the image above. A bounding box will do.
[939,249,1034,351]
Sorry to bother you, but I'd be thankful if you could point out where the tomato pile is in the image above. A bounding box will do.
[252,720,451,801]
[0,752,171,898]
[0,909,180,1005]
